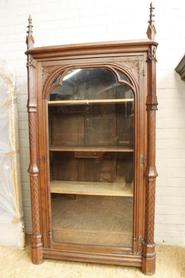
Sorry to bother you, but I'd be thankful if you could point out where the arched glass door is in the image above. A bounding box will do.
[48,67,134,247]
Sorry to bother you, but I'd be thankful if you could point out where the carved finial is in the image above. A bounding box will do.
[149,2,155,24]
[147,2,156,40]
[26,15,35,49]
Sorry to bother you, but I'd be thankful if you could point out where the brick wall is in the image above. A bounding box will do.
[0,0,185,245]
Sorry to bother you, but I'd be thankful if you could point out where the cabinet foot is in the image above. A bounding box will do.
[142,242,156,275]
[32,247,43,264]
[31,234,43,264]
[142,255,155,275]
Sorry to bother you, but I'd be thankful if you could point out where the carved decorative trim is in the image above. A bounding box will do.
[30,175,41,234]
[145,179,156,244]
[43,63,139,99]
[144,165,158,244]
[146,95,158,111]
[41,68,51,86]
[27,55,37,69]
[146,46,157,63]
[116,58,141,82]
[28,111,43,259]
[27,57,37,112]
[146,104,158,111]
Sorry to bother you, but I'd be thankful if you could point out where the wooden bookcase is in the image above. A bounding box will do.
[26,4,158,275]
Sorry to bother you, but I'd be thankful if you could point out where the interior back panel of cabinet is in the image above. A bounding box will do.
[50,152,132,183]
[49,104,133,183]
[49,104,132,147]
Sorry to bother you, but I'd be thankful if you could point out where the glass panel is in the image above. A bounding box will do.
[51,195,133,246]
[49,68,133,101]
[48,67,134,248]
[49,103,133,147]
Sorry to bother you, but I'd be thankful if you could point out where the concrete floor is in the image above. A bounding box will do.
[0,244,185,278]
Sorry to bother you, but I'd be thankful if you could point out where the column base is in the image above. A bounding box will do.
[32,246,43,264]
[142,255,156,275]
[31,234,43,264]
[142,242,156,275]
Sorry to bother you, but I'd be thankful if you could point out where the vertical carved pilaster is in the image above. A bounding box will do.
[142,44,158,275]
[28,110,43,264]
[26,15,43,264]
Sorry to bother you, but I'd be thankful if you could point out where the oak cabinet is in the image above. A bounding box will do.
[26,7,158,275]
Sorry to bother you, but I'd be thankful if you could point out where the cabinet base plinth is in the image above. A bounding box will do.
[43,247,142,268]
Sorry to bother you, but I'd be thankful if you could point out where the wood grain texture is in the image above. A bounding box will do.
[26,39,158,60]
[50,146,134,152]
[50,180,133,197]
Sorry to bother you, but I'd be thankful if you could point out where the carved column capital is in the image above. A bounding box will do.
[27,55,37,69]
[146,45,157,63]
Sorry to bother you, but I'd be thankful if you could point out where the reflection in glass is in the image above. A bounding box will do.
[49,68,133,101]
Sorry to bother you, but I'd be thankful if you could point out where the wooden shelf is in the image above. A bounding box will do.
[50,180,133,197]
[50,146,134,153]
[48,99,134,106]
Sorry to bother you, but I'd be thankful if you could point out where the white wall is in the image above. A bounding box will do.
[0,65,24,248]
[0,0,185,246]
